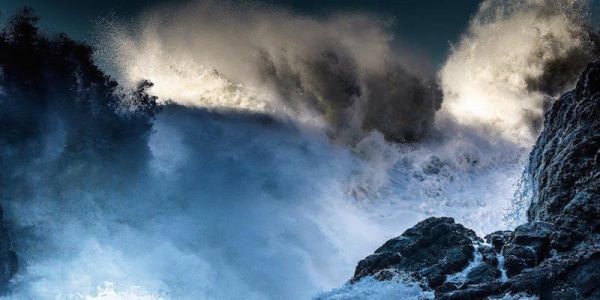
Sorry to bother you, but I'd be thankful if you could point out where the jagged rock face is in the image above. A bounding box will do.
[349,62,600,299]
[437,242,600,300]
[352,217,479,288]
[502,222,553,276]
[527,61,600,250]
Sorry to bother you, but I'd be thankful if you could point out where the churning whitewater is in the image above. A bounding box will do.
[0,0,596,299]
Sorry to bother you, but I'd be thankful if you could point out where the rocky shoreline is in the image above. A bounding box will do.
[350,62,600,299]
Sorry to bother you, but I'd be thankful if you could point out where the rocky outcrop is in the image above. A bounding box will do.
[501,221,554,277]
[348,62,600,299]
[352,217,480,288]
[526,61,600,251]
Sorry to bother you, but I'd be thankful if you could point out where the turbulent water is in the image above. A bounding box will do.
[3,105,528,299]
[0,0,596,299]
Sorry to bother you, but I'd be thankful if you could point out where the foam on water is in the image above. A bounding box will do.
[316,275,433,300]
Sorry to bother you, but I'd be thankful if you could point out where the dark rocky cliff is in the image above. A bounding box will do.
[350,62,600,299]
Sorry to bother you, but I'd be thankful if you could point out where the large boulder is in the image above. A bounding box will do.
[484,230,511,253]
[502,222,553,276]
[352,217,480,288]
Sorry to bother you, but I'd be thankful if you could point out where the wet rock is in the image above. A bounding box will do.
[465,263,500,284]
[462,243,500,285]
[527,62,600,247]
[479,244,498,266]
[503,244,537,277]
[435,281,505,300]
[435,244,600,299]
[352,217,478,288]
[485,231,512,253]
[505,243,600,298]
[503,222,553,276]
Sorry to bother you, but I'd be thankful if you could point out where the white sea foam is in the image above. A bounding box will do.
[316,275,433,300]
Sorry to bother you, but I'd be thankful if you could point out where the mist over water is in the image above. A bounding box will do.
[0,0,595,299]
[5,107,375,299]
[440,0,595,144]
[96,1,442,144]
[4,107,527,299]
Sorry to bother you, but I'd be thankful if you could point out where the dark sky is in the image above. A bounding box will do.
[0,0,482,66]
[1,1,599,66]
